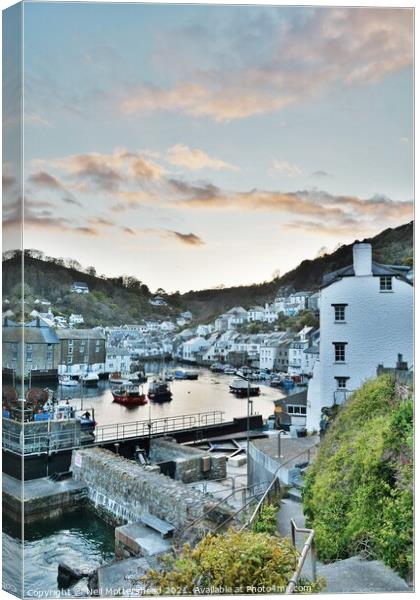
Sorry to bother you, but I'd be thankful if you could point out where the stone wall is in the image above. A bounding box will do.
[71,447,231,531]
[149,437,226,483]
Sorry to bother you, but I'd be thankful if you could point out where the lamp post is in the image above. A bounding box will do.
[277,429,287,459]
[236,372,253,482]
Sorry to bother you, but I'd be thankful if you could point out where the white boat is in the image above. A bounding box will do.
[81,372,99,387]
[59,375,79,387]
[223,365,236,375]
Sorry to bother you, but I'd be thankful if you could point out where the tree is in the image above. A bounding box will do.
[85,266,97,277]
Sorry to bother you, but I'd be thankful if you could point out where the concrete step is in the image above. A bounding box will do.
[115,522,172,559]
[316,556,410,593]
[286,487,303,503]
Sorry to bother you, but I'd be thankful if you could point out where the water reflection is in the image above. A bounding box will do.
[45,364,288,426]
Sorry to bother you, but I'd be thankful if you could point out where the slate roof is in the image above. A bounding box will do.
[322,262,413,288]
[56,329,105,340]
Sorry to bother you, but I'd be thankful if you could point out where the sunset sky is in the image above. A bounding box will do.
[3,3,414,292]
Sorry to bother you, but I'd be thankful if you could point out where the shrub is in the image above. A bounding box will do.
[143,528,300,594]
[303,376,413,578]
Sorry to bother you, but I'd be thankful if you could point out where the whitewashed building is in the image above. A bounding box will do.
[247,306,265,322]
[181,336,209,362]
[105,348,133,373]
[70,282,89,294]
[306,243,413,431]
[69,313,84,326]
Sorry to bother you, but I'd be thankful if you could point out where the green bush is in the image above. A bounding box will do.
[303,376,413,578]
[143,528,300,594]
[253,503,278,535]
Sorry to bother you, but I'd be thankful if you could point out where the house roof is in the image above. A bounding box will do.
[274,389,308,407]
[3,323,60,344]
[56,329,105,340]
[322,262,413,288]
[72,281,89,288]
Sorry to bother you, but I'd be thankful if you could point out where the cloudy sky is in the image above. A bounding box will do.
[3,3,414,292]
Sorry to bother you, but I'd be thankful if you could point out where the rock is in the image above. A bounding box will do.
[57,561,97,589]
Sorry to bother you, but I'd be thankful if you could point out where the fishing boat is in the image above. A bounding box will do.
[174,369,199,380]
[129,370,147,384]
[33,401,96,433]
[108,372,130,385]
[223,365,236,375]
[80,372,99,387]
[210,363,224,373]
[229,379,260,397]
[148,379,173,402]
[112,384,147,406]
[59,375,79,387]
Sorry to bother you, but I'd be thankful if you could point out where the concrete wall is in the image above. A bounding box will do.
[71,447,229,530]
[149,437,226,483]
[247,441,292,488]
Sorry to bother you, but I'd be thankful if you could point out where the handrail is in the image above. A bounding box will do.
[286,520,316,593]
[178,479,270,537]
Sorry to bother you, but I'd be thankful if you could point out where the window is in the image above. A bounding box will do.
[380,276,392,291]
[332,304,347,321]
[335,377,349,389]
[333,342,346,362]
[67,356,73,365]
[287,405,307,415]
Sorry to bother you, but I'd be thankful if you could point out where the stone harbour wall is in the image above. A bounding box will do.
[149,437,226,483]
[71,447,227,530]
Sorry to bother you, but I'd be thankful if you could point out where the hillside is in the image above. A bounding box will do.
[179,221,413,321]
[303,376,413,579]
[2,221,413,326]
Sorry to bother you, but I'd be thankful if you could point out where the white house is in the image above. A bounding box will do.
[160,320,175,332]
[247,306,265,322]
[225,307,248,329]
[70,282,89,294]
[196,324,214,336]
[105,348,133,373]
[181,336,209,362]
[180,311,193,320]
[306,243,413,431]
[149,295,167,306]
[69,313,84,326]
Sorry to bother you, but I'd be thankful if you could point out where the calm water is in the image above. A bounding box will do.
[48,364,288,427]
[2,508,115,598]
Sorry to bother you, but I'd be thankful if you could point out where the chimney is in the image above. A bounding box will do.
[352,243,372,276]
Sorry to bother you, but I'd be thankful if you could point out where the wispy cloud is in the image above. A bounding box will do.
[120,8,413,121]
[270,160,304,178]
[166,144,238,171]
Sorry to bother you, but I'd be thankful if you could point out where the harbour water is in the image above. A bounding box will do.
[48,364,289,427]
[2,508,115,598]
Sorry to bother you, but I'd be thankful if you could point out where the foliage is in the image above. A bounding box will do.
[253,504,278,535]
[143,528,301,594]
[303,376,413,578]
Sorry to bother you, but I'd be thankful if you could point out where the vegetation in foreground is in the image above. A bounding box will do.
[142,528,325,594]
[303,376,413,579]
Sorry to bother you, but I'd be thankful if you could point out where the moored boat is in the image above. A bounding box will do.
[81,372,99,387]
[174,369,199,380]
[112,384,147,406]
[148,379,173,402]
[210,363,225,373]
[229,379,260,397]
[59,375,79,387]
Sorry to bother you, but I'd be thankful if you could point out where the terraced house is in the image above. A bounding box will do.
[57,329,106,376]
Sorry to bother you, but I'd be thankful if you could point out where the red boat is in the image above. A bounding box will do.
[112,384,147,406]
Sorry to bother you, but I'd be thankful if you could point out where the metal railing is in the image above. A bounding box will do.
[286,520,316,593]
[94,410,225,443]
[2,426,81,455]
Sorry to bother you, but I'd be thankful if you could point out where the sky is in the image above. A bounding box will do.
[3,2,414,293]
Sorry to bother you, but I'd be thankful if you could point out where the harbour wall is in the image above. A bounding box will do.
[149,437,226,483]
[71,447,232,530]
